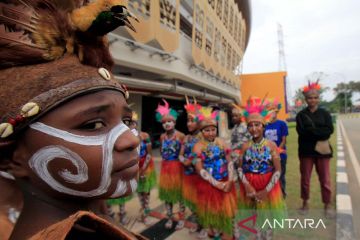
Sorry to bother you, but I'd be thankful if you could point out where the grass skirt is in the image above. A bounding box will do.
[107,195,132,205]
[196,178,237,235]
[236,172,286,230]
[182,173,201,211]
[159,160,183,203]
[137,159,157,193]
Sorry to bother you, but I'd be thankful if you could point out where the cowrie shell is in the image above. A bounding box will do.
[0,123,14,138]
[21,102,40,117]
[98,68,111,80]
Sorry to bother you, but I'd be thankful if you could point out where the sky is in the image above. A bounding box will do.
[241,0,360,103]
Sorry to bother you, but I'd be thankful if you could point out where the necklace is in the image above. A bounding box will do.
[251,138,266,152]
[165,130,176,140]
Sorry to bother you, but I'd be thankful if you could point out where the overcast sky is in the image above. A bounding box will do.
[242,0,360,103]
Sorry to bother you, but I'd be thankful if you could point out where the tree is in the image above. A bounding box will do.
[332,81,359,113]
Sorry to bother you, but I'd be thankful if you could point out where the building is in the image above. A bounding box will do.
[109,0,251,140]
[240,71,289,120]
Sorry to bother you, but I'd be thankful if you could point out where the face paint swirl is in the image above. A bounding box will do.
[28,122,138,198]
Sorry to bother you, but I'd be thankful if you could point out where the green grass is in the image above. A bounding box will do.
[285,123,337,210]
[273,123,337,239]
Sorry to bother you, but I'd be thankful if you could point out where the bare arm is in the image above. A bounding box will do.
[279,136,286,150]
[178,135,187,164]
[159,134,164,154]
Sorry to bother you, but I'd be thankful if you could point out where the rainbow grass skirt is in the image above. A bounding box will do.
[236,172,287,230]
[182,173,201,212]
[159,160,183,203]
[137,158,157,193]
[196,178,237,235]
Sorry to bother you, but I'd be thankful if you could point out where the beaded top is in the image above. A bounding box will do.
[201,142,228,181]
[242,138,274,174]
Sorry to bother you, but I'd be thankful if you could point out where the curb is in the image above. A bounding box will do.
[336,120,356,240]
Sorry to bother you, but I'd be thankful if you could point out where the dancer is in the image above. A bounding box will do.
[156,100,185,229]
[236,97,286,240]
[193,107,237,239]
[134,112,157,225]
[0,1,145,239]
[178,96,202,232]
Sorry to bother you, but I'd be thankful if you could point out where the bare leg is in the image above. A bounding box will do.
[175,202,185,230]
[165,202,173,229]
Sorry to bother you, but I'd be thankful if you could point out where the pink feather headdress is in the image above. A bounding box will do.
[155,99,178,122]
[242,96,273,124]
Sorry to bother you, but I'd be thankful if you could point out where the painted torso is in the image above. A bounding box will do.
[201,141,228,181]
[242,138,274,174]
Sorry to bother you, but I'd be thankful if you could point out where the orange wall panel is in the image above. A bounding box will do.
[240,72,289,120]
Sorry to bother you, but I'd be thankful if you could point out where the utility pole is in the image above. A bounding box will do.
[278,24,287,71]
[278,23,291,112]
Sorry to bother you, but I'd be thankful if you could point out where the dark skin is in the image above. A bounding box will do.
[305,91,320,113]
[0,90,140,240]
[231,109,242,125]
[238,121,281,202]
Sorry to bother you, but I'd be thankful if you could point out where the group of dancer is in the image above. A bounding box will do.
[109,96,287,240]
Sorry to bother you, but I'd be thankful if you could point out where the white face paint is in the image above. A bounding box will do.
[162,121,175,131]
[0,171,15,180]
[28,121,138,198]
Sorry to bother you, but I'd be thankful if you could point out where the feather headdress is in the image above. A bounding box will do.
[265,98,282,112]
[243,96,273,124]
[0,0,137,139]
[184,95,201,121]
[302,80,321,95]
[196,106,219,129]
[132,111,139,122]
[0,0,137,69]
[155,99,178,122]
